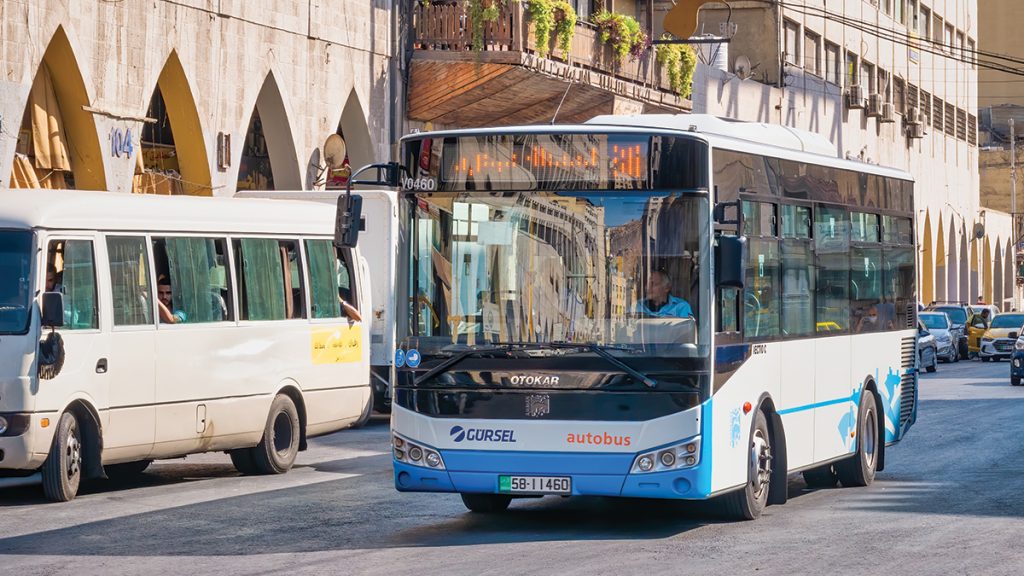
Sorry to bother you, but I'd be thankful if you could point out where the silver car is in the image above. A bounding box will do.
[917,320,938,373]
[920,312,958,363]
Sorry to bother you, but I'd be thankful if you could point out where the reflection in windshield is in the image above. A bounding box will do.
[0,231,32,334]
[920,314,949,330]
[407,192,709,357]
[990,314,1024,329]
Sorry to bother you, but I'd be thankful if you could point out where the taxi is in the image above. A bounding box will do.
[978,312,1024,361]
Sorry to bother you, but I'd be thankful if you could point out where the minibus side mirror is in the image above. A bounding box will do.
[334,194,364,249]
[41,292,64,328]
[715,235,746,289]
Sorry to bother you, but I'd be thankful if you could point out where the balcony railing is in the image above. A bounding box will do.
[413,2,680,97]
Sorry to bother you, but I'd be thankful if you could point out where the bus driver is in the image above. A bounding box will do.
[633,270,693,319]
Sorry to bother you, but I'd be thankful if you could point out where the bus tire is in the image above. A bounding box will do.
[461,493,512,513]
[251,394,301,475]
[718,409,772,520]
[41,411,83,502]
[229,449,258,475]
[835,389,879,488]
[352,389,374,429]
[801,465,838,488]
[104,460,151,480]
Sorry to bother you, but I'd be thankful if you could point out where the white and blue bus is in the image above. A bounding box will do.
[388,115,918,519]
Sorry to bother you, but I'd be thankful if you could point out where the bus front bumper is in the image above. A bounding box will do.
[394,449,708,500]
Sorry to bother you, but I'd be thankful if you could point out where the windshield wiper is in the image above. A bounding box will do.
[548,342,657,388]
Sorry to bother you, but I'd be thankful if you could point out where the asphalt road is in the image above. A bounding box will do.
[2,359,1023,575]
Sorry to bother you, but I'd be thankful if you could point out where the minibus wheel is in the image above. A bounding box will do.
[41,412,82,502]
[252,394,301,474]
[461,493,512,513]
[835,389,878,487]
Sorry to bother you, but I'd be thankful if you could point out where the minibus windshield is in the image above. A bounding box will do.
[0,231,32,334]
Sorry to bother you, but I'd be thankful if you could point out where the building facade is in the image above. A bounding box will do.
[694,0,1012,309]
[1,0,395,197]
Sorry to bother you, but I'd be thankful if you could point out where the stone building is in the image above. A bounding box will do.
[693,0,1012,309]
[1,0,395,196]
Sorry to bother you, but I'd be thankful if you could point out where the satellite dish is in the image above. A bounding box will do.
[734,55,753,80]
[974,222,985,240]
[323,134,348,170]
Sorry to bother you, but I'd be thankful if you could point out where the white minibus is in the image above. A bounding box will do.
[0,189,371,501]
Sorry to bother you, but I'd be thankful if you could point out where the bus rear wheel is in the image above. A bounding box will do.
[719,409,772,520]
[41,411,82,502]
[835,389,878,487]
[251,394,301,475]
[461,493,512,513]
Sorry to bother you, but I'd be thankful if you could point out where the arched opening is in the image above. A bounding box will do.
[921,212,934,305]
[969,230,979,303]
[983,237,993,305]
[947,218,958,301]
[994,241,1004,311]
[135,51,212,196]
[237,72,301,191]
[959,227,969,304]
[935,218,946,302]
[9,26,105,190]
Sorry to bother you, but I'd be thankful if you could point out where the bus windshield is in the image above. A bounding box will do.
[405,191,709,358]
[0,231,32,334]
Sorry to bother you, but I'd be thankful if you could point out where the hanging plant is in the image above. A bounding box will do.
[468,0,507,51]
[656,34,697,98]
[592,10,650,64]
[526,0,577,58]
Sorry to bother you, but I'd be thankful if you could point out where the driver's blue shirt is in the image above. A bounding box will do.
[633,295,693,318]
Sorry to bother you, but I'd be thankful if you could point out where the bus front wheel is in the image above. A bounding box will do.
[461,493,512,513]
[251,394,301,475]
[835,389,878,487]
[719,409,772,520]
[41,411,82,502]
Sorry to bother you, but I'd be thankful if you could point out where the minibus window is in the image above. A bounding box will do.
[234,239,287,321]
[48,239,98,330]
[305,240,342,319]
[0,231,32,334]
[154,237,233,323]
[107,236,154,326]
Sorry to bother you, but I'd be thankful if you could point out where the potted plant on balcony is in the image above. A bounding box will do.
[468,0,507,51]
[525,0,578,58]
[656,34,697,98]
[592,10,650,67]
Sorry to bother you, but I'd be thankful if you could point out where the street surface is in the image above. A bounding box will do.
[2,360,1023,575]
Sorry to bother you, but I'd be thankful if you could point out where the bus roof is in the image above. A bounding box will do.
[0,189,337,235]
[400,114,914,182]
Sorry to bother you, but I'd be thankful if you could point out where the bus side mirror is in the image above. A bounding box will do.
[334,194,364,248]
[715,235,746,289]
[41,292,64,328]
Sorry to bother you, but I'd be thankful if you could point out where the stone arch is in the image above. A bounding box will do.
[935,217,946,302]
[921,211,934,305]
[316,89,375,190]
[983,237,993,305]
[136,51,212,195]
[994,240,1004,311]
[9,26,105,190]
[237,71,302,191]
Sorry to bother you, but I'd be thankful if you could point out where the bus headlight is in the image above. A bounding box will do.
[392,433,445,470]
[631,438,701,474]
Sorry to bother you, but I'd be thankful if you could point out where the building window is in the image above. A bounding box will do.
[894,0,905,24]
[932,14,943,44]
[967,38,976,67]
[825,42,841,85]
[894,77,905,115]
[861,61,876,93]
[784,19,801,66]
[956,31,965,61]
[920,5,931,38]
[882,0,892,16]
[804,30,821,76]
[847,51,859,87]
[909,0,918,30]
[878,68,891,102]
[944,23,954,52]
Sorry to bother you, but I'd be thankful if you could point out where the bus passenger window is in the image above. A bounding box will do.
[154,237,233,323]
[744,238,780,339]
[107,236,153,326]
[49,240,99,330]
[234,238,288,321]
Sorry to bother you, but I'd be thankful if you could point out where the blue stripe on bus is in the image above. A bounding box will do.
[777,394,856,416]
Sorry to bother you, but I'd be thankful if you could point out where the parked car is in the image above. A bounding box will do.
[978,312,1024,362]
[920,311,958,363]
[1011,335,1024,386]
[917,320,938,373]
[926,303,972,359]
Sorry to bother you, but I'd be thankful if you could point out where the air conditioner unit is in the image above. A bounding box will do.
[847,85,865,109]
[908,122,926,139]
[880,102,897,123]
[907,106,921,122]
[867,93,884,117]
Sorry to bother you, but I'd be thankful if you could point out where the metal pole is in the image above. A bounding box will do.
[1013,118,1019,311]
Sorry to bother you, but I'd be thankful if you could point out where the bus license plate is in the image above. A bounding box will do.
[499,475,571,494]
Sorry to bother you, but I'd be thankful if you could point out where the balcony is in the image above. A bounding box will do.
[409,2,691,127]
